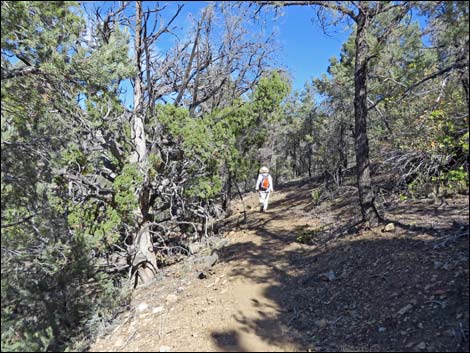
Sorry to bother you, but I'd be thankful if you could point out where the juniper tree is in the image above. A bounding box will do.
[1,1,134,350]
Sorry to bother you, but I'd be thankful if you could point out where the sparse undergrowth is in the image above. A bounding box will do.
[88,176,469,352]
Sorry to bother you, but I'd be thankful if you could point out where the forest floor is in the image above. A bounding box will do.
[89,177,469,352]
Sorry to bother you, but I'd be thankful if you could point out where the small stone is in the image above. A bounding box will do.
[137,302,148,312]
[198,272,207,279]
[320,270,336,281]
[152,306,164,315]
[378,326,386,332]
[139,312,150,319]
[416,342,426,350]
[166,294,178,304]
[188,243,200,254]
[418,322,424,329]
[383,223,395,232]
[397,304,413,316]
[444,329,454,337]
[316,319,328,328]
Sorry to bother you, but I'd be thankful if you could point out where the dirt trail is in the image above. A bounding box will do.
[90,187,317,352]
[89,182,469,352]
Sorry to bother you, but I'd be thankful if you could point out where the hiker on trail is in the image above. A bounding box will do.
[255,166,273,212]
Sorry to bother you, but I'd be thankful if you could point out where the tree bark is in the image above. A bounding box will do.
[131,1,157,285]
[222,170,232,215]
[353,12,380,227]
[338,121,347,185]
[131,1,147,168]
[462,74,469,115]
[234,182,247,224]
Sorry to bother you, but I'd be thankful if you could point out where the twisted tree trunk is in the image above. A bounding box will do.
[131,0,157,285]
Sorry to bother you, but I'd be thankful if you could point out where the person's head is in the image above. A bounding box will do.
[259,166,269,174]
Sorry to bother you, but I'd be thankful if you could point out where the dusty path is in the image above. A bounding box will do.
[91,186,318,352]
[90,182,469,352]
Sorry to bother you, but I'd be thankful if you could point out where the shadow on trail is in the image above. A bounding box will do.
[211,330,248,352]
[211,190,469,352]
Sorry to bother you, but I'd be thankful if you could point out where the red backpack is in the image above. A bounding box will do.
[260,175,270,190]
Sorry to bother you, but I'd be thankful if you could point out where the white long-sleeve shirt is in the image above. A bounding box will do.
[255,173,273,192]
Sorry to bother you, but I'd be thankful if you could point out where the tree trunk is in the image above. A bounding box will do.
[462,74,469,115]
[292,143,297,176]
[234,182,247,224]
[131,1,157,285]
[353,12,380,227]
[131,1,146,167]
[337,121,348,185]
[270,128,277,182]
[308,154,312,178]
[222,170,232,215]
[308,112,314,178]
[132,222,157,284]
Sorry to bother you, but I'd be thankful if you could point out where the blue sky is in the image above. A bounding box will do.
[171,2,352,91]
[7,2,427,107]
[276,6,352,91]
[79,1,428,107]
[100,1,353,106]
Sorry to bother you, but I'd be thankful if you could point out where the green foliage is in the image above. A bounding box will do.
[185,175,223,199]
[64,163,142,254]
[2,1,467,351]
[252,71,291,121]
[1,196,128,351]
[153,72,290,201]
[1,1,133,351]
[445,167,468,189]
[113,163,142,218]
[1,2,83,65]
[61,144,88,169]
[311,2,469,195]
[155,105,224,200]
[432,166,469,195]
[148,152,163,179]
[311,188,323,206]
[425,109,468,155]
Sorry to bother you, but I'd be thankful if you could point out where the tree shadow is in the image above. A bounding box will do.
[212,203,469,352]
[211,330,248,352]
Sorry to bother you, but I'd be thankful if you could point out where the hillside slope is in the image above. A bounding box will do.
[90,180,469,352]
